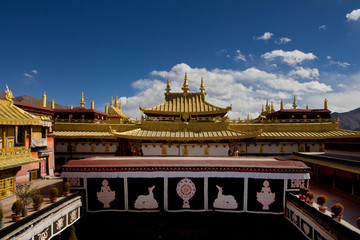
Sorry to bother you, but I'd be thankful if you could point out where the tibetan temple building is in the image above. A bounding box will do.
[57,73,360,239]
[54,73,360,161]
[1,73,360,239]
[0,87,54,205]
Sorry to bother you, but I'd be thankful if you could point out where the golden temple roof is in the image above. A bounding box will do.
[140,92,232,116]
[140,74,232,118]
[114,128,255,141]
[257,129,360,140]
[0,99,42,125]
[53,131,114,138]
[0,148,41,170]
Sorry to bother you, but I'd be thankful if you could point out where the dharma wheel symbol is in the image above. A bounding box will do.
[176,178,196,208]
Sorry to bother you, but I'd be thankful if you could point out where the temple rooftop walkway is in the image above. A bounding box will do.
[309,181,360,228]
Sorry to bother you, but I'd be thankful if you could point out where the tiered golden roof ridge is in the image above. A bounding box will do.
[140,74,232,117]
[0,86,41,125]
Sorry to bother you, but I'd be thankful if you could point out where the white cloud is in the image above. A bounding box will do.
[275,37,292,44]
[319,25,327,30]
[120,63,333,119]
[346,9,360,22]
[234,50,246,62]
[326,56,332,60]
[31,69,38,74]
[261,49,317,66]
[330,61,350,68]
[254,32,274,40]
[289,67,319,79]
[23,73,34,78]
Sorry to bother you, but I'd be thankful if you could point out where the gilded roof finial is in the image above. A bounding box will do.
[91,99,94,109]
[4,85,14,103]
[70,104,73,109]
[182,72,189,93]
[261,105,264,113]
[165,78,171,95]
[280,99,284,110]
[292,95,298,109]
[119,100,122,109]
[199,77,205,94]
[115,96,119,108]
[324,98,328,110]
[306,104,309,110]
[79,91,85,106]
[265,100,270,113]
[42,92,47,107]
[105,104,108,113]
[110,96,113,107]
[51,99,55,109]
[271,101,275,113]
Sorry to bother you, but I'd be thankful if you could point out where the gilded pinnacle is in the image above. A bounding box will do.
[199,77,205,94]
[115,96,119,108]
[165,78,171,95]
[79,91,85,106]
[182,72,189,93]
[292,95,298,109]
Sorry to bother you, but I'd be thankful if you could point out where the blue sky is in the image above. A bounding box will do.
[1,0,360,119]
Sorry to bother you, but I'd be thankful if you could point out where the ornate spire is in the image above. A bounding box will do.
[182,72,189,93]
[199,77,205,94]
[119,100,122,109]
[280,99,284,110]
[79,91,85,106]
[105,104,108,113]
[115,96,119,108]
[292,95,298,109]
[306,104,309,110]
[42,92,47,107]
[271,101,275,113]
[324,98,328,110]
[91,99,94,109]
[4,85,14,103]
[110,96,113,107]
[165,78,171,95]
[265,100,270,113]
[70,104,73,109]
[51,99,55,109]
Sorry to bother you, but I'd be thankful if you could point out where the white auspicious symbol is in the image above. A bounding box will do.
[56,217,64,230]
[256,180,275,210]
[291,179,304,188]
[70,209,78,222]
[37,230,48,240]
[213,185,238,209]
[134,185,159,209]
[176,178,196,208]
[97,179,116,208]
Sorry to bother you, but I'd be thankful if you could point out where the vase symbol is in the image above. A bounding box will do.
[256,180,275,210]
[97,179,116,208]
[176,178,196,208]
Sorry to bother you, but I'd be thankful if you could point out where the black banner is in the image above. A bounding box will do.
[168,178,204,210]
[208,178,244,211]
[127,178,163,210]
[247,179,284,213]
[87,178,125,211]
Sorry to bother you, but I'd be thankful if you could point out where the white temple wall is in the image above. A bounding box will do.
[141,144,229,156]
[55,143,67,152]
[55,142,117,153]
